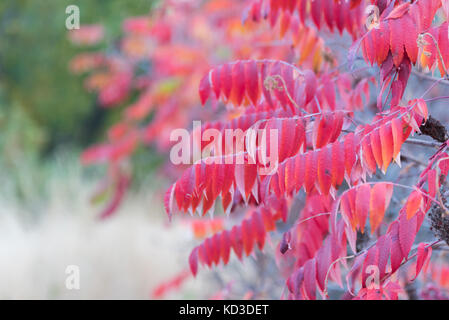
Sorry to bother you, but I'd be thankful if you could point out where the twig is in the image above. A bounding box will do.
[401,153,427,167]
[404,138,441,148]
[411,69,449,86]
[323,254,356,299]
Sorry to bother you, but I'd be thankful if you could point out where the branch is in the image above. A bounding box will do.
[401,153,427,167]
[404,138,441,148]
[411,69,449,86]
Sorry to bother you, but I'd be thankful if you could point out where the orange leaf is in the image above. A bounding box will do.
[405,190,423,219]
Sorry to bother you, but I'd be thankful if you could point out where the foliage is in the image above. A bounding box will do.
[74,0,449,299]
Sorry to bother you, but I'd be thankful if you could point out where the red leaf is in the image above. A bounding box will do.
[242,219,255,256]
[231,61,245,106]
[252,212,266,250]
[189,247,199,276]
[199,74,211,105]
[414,243,432,280]
[220,230,231,265]
[385,2,410,20]
[245,60,259,105]
[388,221,403,273]
[355,184,371,233]
[231,226,243,260]
[221,63,232,100]
[399,211,418,259]
[303,259,317,300]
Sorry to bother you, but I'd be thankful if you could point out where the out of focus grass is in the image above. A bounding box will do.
[0,152,211,299]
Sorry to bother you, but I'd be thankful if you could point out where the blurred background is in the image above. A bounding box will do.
[0,0,208,299]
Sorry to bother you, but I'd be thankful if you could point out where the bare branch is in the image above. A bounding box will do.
[411,69,449,86]
[404,138,441,148]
